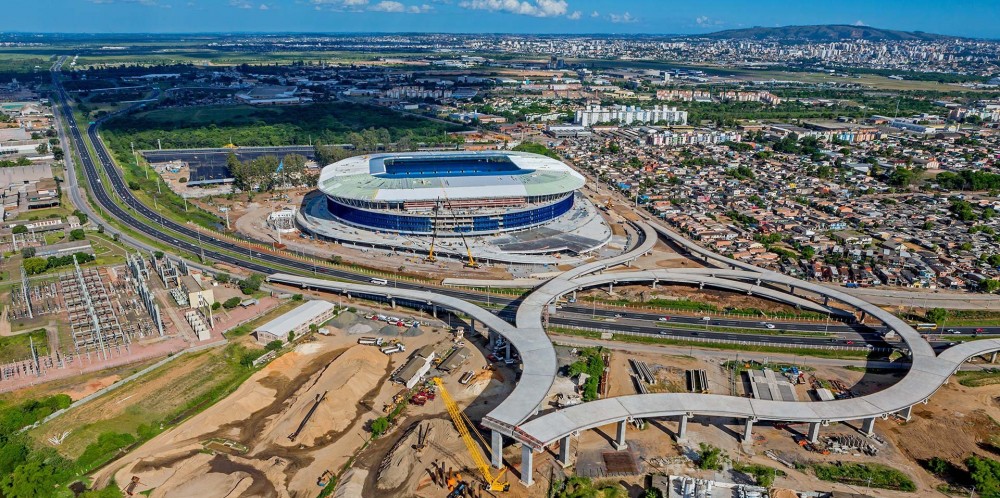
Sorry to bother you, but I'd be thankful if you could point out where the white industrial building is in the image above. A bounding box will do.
[575,104,688,127]
[254,300,337,344]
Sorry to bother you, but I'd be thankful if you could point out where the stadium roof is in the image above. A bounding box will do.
[317,151,584,203]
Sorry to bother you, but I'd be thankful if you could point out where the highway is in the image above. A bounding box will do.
[50,59,996,350]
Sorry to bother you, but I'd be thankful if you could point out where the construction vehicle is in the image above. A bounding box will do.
[316,470,334,487]
[433,377,510,492]
[440,190,480,268]
[425,199,440,262]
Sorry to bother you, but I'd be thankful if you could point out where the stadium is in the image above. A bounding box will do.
[316,151,586,236]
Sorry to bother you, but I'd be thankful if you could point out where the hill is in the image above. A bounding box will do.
[695,25,960,42]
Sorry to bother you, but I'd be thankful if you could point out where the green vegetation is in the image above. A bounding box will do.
[0,394,74,498]
[812,462,916,492]
[548,476,628,498]
[956,369,1000,388]
[264,340,283,352]
[937,170,1000,191]
[512,142,559,160]
[696,443,725,470]
[22,252,96,275]
[925,308,949,325]
[567,347,606,401]
[369,417,389,437]
[238,274,264,295]
[222,297,242,309]
[0,329,49,363]
[733,462,784,488]
[922,455,1000,497]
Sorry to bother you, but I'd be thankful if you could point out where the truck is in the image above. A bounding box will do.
[358,337,384,346]
[380,343,406,355]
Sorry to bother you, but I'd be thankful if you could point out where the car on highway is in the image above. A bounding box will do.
[947,328,961,334]
[975,328,985,334]
[659,331,669,335]
[761,322,775,329]
[614,314,622,318]
[658,316,671,321]
[846,340,854,345]
[702,316,711,321]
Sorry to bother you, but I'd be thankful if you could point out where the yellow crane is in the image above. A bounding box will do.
[432,377,509,492]
[438,190,480,268]
[425,199,440,263]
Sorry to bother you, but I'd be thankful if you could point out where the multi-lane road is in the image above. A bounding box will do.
[50,59,993,349]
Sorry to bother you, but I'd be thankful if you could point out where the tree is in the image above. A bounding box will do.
[35,143,48,155]
[215,272,230,284]
[223,297,242,309]
[51,147,63,161]
[11,225,27,235]
[292,294,303,301]
[696,443,724,470]
[153,251,164,260]
[370,417,390,437]
[69,229,85,241]
[980,279,1000,294]
[20,248,35,259]
[22,257,48,275]
[925,308,949,324]
[265,340,283,352]
[239,274,264,295]
[211,302,221,311]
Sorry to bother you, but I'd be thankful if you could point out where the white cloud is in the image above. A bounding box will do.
[312,0,369,11]
[567,10,580,20]
[368,1,430,12]
[695,15,710,26]
[259,3,269,9]
[854,20,867,26]
[590,10,598,17]
[608,11,636,24]
[458,0,569,18]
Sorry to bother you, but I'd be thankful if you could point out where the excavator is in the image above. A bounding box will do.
[433,377,509,492]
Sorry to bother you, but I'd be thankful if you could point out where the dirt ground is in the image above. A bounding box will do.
[580,283,805,315]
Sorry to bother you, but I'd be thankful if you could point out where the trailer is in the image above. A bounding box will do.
[459,371,475,385]
[358,337,384,346]
[381,343,406,355]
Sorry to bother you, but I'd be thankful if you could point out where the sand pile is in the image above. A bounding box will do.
[375,418,456,491]
[266,345,389,447]
[329,311,359,329]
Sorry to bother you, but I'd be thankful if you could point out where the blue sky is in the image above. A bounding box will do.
[3,0,998,38]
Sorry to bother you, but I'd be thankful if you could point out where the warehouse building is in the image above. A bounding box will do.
[438,346,472,373]
[254,300,336,344]
[393,345,437,388]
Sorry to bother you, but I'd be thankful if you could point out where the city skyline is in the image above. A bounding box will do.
[2,0,999,39]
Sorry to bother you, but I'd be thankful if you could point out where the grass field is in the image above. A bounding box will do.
[956,369,1000,387]
[27,301,300,460]
[0,328,49,363]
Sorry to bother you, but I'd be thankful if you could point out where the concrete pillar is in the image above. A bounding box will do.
[520,445,534,486]
[614,420,628,450]
[390,298,396,309]
[505,342,511,362]
[823,296,830,306]
[861,417,876,437]
[558,435,571,467]
[789,285,795,296]
[808,422,821,443]
[742,418,754,442]
[488,330,496,349]
[652,279,657,290]
[898,405,912,422]
[572,290,577,300]
[609,282,614,293]
[431,305,437,318]
[991,352,997,364]
[490,430,503,468]
[470,319,476,335]
[626,259,632,267]
[859,311,867,324]
[677,414,689,441]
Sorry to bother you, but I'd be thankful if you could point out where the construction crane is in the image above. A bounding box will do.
[438,190,480,268]
[432,377,509,492]
[425,199,439,263]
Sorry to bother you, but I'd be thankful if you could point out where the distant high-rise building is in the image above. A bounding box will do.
[574,104,688,127]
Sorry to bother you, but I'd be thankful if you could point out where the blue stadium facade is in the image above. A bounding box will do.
[317,151,585,236]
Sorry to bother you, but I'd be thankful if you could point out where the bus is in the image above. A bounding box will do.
[914,323,938,331]
[370,278,388,286]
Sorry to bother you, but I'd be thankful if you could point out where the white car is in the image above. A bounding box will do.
[702,316,711,321]
[762,323,775,329]
[658,317,671,322]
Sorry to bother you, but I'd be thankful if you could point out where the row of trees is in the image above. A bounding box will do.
[22,252,96,275]
[227,153,308,193]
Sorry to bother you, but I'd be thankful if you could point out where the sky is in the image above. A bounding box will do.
[2,0,999,38]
